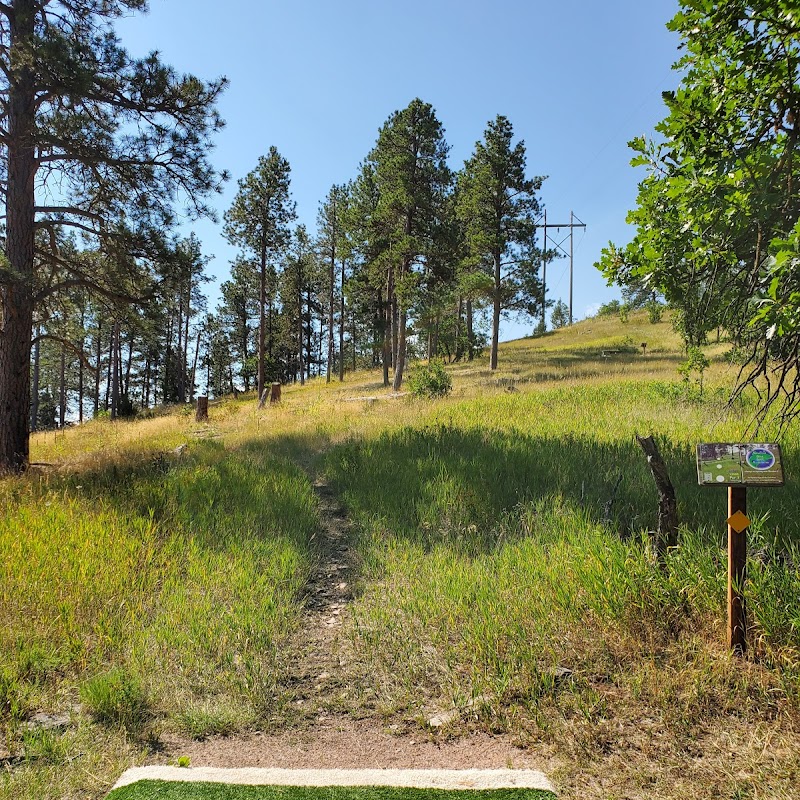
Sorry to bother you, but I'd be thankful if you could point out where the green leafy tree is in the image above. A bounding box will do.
[598,1,800,426]
[0,0,225,472]
[224,148,296,403]
[456,115,545,370]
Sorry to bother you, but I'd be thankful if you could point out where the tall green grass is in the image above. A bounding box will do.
[0,436,319,800]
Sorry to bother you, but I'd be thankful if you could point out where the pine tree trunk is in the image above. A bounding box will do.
[297,250,305,385]
[110,321,120,420]
[189,328,201,402]
[78,334,84,424]
[392,306,407,392]
[306,286,313,380]
[258,244,267,401]
[490,252,501,370]
[327,247,335,384]
[124,335,133,397]
[94,321,102,417]
[143,358,150,408]
[0,0,37,471]
[339,260,345,382]
[59,347,67,428]
[466,299,474,361]
[105,334,113,411]
[455,297,464,362]
[176,290,185,402]
[381,289,390,387]
[182,281,191,401]
[30,333,40,432]
[351,308,357,372]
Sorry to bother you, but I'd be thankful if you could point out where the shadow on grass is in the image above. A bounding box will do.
[297,424,800,552]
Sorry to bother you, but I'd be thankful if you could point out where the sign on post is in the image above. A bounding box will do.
[696,442,784,486]
[696,443,784,655]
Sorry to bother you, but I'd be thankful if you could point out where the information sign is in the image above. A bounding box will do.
[696,443,784,487]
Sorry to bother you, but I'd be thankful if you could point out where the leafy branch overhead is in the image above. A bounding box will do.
[597,0,800,428]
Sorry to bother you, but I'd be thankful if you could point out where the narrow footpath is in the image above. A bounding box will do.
[158,474,555,775]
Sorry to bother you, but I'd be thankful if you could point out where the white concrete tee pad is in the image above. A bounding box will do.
[113,767,554,793]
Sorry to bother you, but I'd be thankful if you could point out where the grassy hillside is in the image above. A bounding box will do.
[2,311,799,799]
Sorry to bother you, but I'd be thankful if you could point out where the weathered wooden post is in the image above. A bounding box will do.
[696,443,784,655]
[270,382,281,404]
[195,395,209,422]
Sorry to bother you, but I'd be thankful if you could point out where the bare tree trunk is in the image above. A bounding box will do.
[143,358,150,409]
[104,333,113,411]
[339,260,345,382]
[327,239,335,383]
[0,0,36,471]
[176,290,185,402]
[124,334,133,397]
[110,321,120,420]
[59,347,67,428]
[298,249,305,386]
[490,252,501,370]
[351,308,357,371]
[94,320,102,417]
[306,286,313,380]
[78,341,84,425]
[455,297,464,362]
[466,298,475,361]
[30,332,40,431]
[189,327,201,402]
[392,306,407,392]
[182,280,191,401]
[381,288,390,387]
[258,243,267,401]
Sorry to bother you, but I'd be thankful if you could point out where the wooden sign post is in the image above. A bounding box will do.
[696,443,784,655]
[727,485,748,654]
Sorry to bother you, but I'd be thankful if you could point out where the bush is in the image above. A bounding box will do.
[80,667,148,729]
[646,299,663,324]
[597,299,622,317]
[407,360,452,398]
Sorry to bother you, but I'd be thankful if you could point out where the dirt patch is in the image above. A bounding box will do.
[158,717,558,773]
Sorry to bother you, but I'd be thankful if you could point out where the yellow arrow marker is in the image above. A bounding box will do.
[727,510,751,533]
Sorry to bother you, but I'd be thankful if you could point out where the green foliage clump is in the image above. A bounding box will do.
[550,299,569,329]
[407,361,452,399]
[678,345,710,398]
[80,667,148,729]
[597,299,622,317]
[646,300,663,324]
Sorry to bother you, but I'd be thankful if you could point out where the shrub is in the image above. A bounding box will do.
[407,361,452,399]
[597,299,622,316]
[80,667,148,729]
[646,299,663,324]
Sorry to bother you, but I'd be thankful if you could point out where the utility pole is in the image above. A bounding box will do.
[534,211,586,329]
[541,208,547,333]
[569,211,574,325]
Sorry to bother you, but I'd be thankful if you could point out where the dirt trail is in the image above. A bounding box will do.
[158,475,555,775]
[281,476,358,718]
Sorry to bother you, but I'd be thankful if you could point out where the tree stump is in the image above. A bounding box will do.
[270,382,282,404]
[195,396,209,422]
[636,434,679,559]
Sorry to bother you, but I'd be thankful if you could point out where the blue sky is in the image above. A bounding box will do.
[116,0,681,340]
